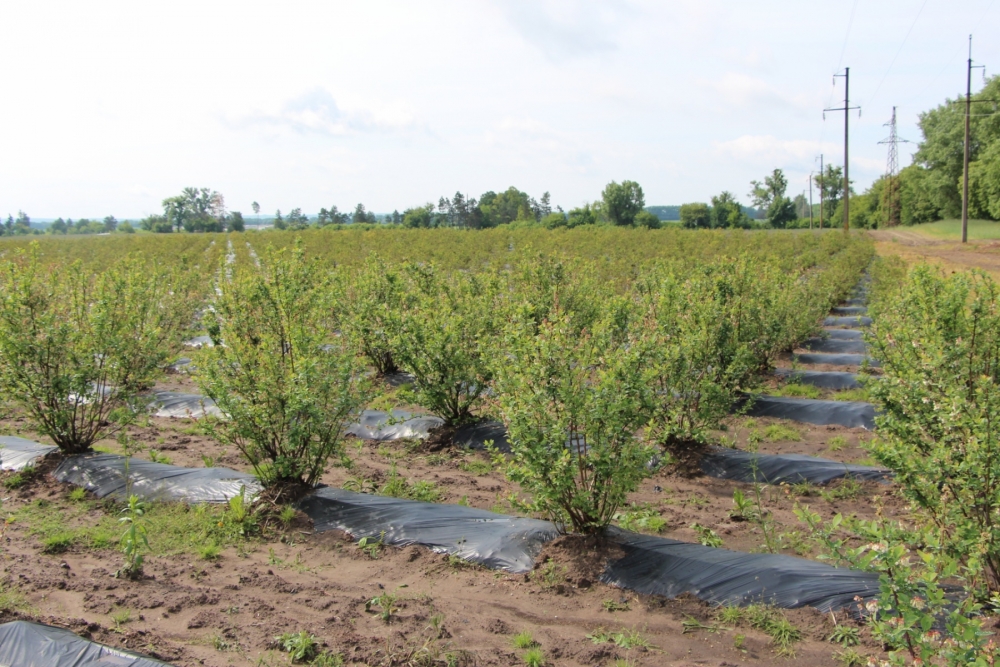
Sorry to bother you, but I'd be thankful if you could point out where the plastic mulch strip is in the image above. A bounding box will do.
[793,352,879,367]
[600,529,880,612]
[743,395,876,429]
[831,306,867,315]
[824,328,864,340]
[0,437,58,471]
[298,487,559,573]
[801,338,867,354]
[0,620,173,666]
[700,446,891,485]
[148,391,223,419]
[346,409,445,440]
[53,454,261,503]
[453,420,510,452]
[773,369,862,390]
[823,315,873,328]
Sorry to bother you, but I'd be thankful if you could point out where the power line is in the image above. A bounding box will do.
[827,0,861,110]
[866,0,929,111]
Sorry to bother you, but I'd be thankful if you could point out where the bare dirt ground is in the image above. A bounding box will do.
[0,370,903,666]
[871,229,1000,279]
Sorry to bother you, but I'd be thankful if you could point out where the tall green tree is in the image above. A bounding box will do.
[814,165,846,222]
[679,202,711,229]
[601,180,645,226]
[750,169,796,228]
[709,192,749,229]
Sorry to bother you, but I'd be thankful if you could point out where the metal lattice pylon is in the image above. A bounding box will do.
[878,107,910,227]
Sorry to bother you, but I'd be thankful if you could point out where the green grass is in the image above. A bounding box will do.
[763,424,801,442]
[12,496,255,558]
[832,388,869,402]
[909,219,1000,240]
[772,383,821,400]
[0,582,29,613]
[511,631,537,649]
[458,458,493,475]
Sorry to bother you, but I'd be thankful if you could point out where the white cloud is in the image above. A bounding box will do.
[713,135,840,164]
[701,73,817,112]
[235,89,422,138]
[499,0,634,61]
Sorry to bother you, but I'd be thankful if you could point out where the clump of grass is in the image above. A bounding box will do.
[820,478,863,502]
[522,647,545,667]
[774,383,821,400]
[828,435,848,451]
[531,561,566,589]
[42,532,75,554]
[458,458,492,475]
[832,388,869,402]
[511,631,537,649]
[0,582,28,613]
[68,487,87,502]
[614,505,667,534]
[762,424,801,442]
[691,523,723,548]
[109,608,132,631]
[379,464,442,503]
[279,505,297,525]
[587,627,654,649]
[199,542,221,560]
[715,604,802,656]
[276,631,319,663]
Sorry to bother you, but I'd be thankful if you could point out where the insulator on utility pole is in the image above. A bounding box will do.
[825,69,860,232]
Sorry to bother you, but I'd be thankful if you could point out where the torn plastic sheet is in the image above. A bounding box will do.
[299,487,559,573]
[0,620,173,667]
[0,436,58,471]
[823,315,872,328]
[346,410,445,440]
[149,391,223,419]
[831,306,867,315]
[743,395,875,429]
[845,297,866,306]
[793,352,879,367]
[453,420,510,452]
[601,529,880,612]
[53,454,261,503]
[801,338,867,354]
[167,357,193,372]
[773,369,862,390]
[182,335,214,348]
[700,446,891,485]
[824,328,864,340]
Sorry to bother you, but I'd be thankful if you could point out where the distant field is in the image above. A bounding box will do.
[910,219,1000,240]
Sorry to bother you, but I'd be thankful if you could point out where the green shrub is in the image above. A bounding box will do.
[339,254,404,376]
[637,255,827,454]
[390,264,501,425]
[0,248,191,453]
[866,266,1000,592]
[199,244,370,488]
[491,297,655,533]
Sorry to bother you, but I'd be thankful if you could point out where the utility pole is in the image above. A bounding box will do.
[878,107,910,227]
[825,68,860,232]
[818,154,825,229]
[962,35,986,243]
[808,174,815,229]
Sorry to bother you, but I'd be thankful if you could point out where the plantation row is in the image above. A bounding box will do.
[0,233,871,529]
[2,225,864,279]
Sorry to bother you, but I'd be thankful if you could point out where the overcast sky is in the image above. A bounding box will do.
[2,0,998,219]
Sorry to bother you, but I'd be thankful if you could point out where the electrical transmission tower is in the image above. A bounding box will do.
[877,107,909,227]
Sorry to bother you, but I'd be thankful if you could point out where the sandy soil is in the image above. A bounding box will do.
[0,372,904,666]
[871,229,1000,279]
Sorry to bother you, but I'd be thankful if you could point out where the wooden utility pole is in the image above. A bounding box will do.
[819,154,824,229]
[808,174,815,229]
[825,69,860,232]
[962,35,986,243]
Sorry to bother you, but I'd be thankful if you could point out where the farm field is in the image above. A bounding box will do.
[0,227,996,667]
